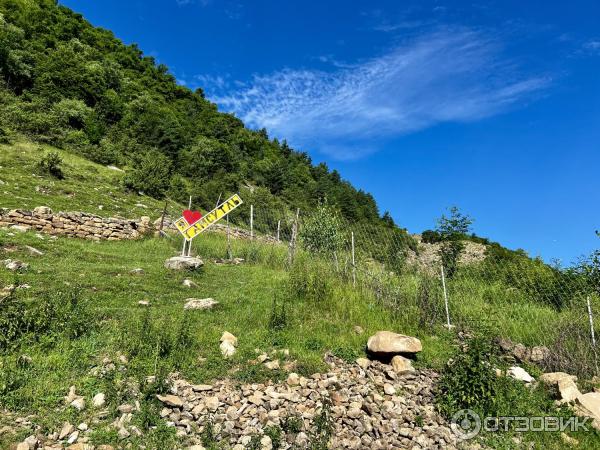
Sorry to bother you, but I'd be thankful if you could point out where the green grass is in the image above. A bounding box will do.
[0,139,174,217]
[1,140,599,449]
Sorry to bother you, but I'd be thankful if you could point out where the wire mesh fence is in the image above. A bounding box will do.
[159,198,600,378]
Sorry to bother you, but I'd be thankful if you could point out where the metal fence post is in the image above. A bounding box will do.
[351,231,356,287]
[250,204,254,240]
[277,220,281,243]
[441,265,451,328]
[588,296,597,347]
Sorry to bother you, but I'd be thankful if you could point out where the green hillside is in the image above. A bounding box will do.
[0,0,411,251]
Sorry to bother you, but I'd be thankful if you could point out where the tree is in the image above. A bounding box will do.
[300,201,344,255]
[123,150,172,198]
[436,206,473,278]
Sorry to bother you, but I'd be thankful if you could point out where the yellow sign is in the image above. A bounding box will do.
[174,217,191,234]
[179,194,243,240]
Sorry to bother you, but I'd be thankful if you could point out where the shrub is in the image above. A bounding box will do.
[123,149,172,198]
[421,229,441,244]
[0,126,12,144]
[288,256,332,303]
[36,150,64,179]
[300,201,344,255]
[437,336,502,418]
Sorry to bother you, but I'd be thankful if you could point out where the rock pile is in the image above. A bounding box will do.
[0,207,151,241]
[155,355,458,449]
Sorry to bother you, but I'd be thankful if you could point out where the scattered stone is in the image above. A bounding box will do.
[507,366,534,383]
[383,383,396,395]
[2,259,28,271]
[353,325,364,334]
[264,359,280,370]
[70,397,85,411]
[391,355,415,373]
[117,427,130,440]
[560,432,579,446]
[164,256,204,271]
[184,298,218,310]
[205,396,220,412]
[574,392,600,425]
[138,300,150,307]
[182,278,198,288]
[157,394,184,408]
[67,430,79,444]
[367,331,422,356]
[59,422,75,440]
[33,206,53,215]
[129,268,144,275]
[106,165,124,172]
[24,245,44,256]
[220,331,238,358]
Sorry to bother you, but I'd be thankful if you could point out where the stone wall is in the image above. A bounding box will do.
[0,206,152,240]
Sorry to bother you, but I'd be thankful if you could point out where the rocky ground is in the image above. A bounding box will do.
[7,354,464,450]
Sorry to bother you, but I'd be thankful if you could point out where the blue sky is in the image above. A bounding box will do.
[60,0,600,265]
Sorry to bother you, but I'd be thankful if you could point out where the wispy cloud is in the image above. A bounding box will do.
[583,40,600,54]
[214,28,550,160]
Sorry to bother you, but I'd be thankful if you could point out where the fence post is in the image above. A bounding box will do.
[277,220,281,243]
[250,204,254,240]
[587,296,597,347]
[182,196,192,257]
[287,208,300,267]
[158,199,168,237]
[441,265,452,328]
[226,215,232,260]
[351,232,356,287]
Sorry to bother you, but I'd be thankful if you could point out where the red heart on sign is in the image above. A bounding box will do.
[183,210,202,226]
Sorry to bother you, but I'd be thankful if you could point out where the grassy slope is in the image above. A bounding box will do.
[0,139,172,217]
[0,140,598,449]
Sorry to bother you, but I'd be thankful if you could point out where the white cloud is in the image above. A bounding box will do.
[214,28,550,160]
[583,40,600,53]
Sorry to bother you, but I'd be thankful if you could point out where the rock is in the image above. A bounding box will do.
[182,279,198,288]
[367,331,422,356]
[560,432,579,446]
[383,383,396,395]
[507,366,534,383]
[2,259,28,271]
[391,355,415,373]
[287,373,300,386]
[117,427,130,440]
[575,392,600,425]
[164,256,204,271]
[67,430,79,444]
[354,325,364,334]
[59,422,75,440]
[70,397,85,411]
[16,443,29,450]
[157,394,184,408]
[557,378,581,403]
[264,360,280,370]
[77,423,88,431]
[205,396,220,412]
[356,358,370,370]
[540,372,577,386]
[220,331,238,346]
[10,225,30,232]
[184,298,218,310]
[24,245,44,256]
[220,341,236,358]
[138,300,150,307]
[129,268,144,275]
[529,346,551,363]
[34,206,53,215]
[260,435,272,448]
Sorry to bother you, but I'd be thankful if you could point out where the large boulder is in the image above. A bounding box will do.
[367,331,422,358]
[575,392,600,429]
[164,256,204,271]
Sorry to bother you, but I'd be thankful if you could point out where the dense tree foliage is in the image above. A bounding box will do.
[0,0,411,248]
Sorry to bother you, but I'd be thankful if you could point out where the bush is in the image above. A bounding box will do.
[0,126,12,144]
[300,201,344,255]
[123,149,172,198]
[288,256,333,303]
[36,150,64,179]
[437,336,502,418]
[421,229,441,244]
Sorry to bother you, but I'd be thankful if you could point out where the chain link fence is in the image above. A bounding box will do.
[159,198,600,378]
